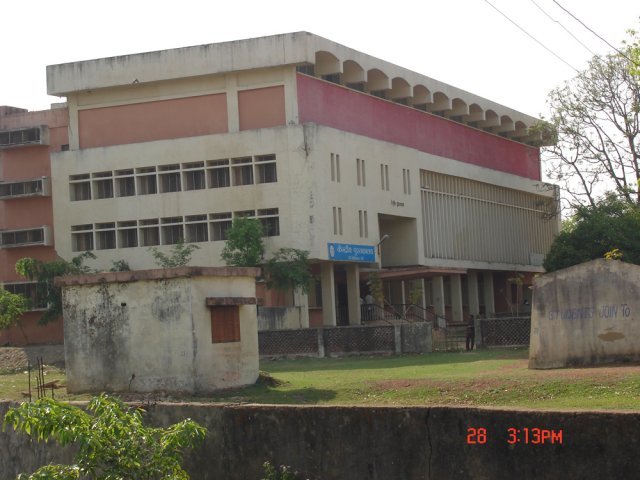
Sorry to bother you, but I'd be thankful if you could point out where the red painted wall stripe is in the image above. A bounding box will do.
[296,74,540,180]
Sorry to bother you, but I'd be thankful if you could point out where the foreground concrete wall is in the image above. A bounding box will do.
[58,267,260,393]
[2,401,639,480]
[530,259,640,369]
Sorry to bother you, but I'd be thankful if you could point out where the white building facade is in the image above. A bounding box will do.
[47,32,559,327]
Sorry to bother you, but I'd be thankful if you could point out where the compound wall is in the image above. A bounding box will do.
[1,402,639,479]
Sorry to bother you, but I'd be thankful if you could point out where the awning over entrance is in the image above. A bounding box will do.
[369,266,467,281]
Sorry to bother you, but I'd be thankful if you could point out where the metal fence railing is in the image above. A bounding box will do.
[479,316,531,347]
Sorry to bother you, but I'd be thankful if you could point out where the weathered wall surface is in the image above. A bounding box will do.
[2,401,639,480]
[530,259,640,369]
[60,268,259,393]
[258,306,307,330]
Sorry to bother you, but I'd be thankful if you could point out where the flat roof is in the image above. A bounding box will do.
[46,32,539,130]
[54,266,261,287]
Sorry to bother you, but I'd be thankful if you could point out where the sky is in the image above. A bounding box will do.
[1,0,639,118]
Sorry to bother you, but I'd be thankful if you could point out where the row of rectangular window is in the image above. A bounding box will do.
[333,208,369,238]
[331,153,408,194]
[0,226,52,248]
[71,208,279,252]
[0,177,50,199]
[69,154,277,201]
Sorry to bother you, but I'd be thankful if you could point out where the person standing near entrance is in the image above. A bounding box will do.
[466,314,475,351]
[365,292,374,321]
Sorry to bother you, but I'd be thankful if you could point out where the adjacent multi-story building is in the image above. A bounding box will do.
[1,32,559,343]
[0,105,68,344]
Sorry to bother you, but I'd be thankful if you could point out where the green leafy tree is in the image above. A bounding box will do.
[15,252,96,325]
[0,288,28,330]
[148,239,200,268]
[4,395,206,480]
[543,25,640,209]
[220,217,265,267]
[623,27,639,78]
[543,194,640,272]
[263,248,312,294]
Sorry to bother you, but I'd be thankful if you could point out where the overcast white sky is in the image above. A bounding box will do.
[1,0,638,118]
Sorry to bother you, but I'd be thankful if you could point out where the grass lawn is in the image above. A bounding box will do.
[2,348,640,410]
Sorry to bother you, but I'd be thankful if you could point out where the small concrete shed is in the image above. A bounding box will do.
[530,259,640,369]
[55,266,261,394]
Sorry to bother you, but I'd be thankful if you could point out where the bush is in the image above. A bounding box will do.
[4,395,206,479]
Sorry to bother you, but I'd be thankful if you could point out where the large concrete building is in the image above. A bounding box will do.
[1,32,559,342]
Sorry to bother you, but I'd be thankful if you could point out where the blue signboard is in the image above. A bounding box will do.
[327,243,376,263]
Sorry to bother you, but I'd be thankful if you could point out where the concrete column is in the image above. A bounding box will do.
[421,278,427,311]
[394,325,402,354]
[293,287,310,328]
[451,274,463,322]
[433,276,445,318]
[483,271,496,316]
[474,315,482,349]
[321,263,337,326]
[467,271,480,316]
[226,74,240,133]
[346,264,361,325]
[401,280,406,305]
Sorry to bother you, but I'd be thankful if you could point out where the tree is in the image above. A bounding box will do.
[543,27,640,209]
[4,394,206,480]
[220,217,265,267]
[149,239,200,268]
[0,288,27,330]
[263,248,312,294]
[624,28,639,78]
[15,252,96,325]
[543,194,640,272]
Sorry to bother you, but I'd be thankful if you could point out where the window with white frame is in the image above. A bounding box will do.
[232,157,254,186]
[136,167,157,195]
[182,162,206,191]
[158,164,181,193]
[92,172,114,199]
[210,212,232,241]
[115,169,136,197]
[255,154,277,184]
[258,208,280,236]
[161,217,183,245]
[117,221,138,248]
[71,224,93,251]
[139,219,160,246]
[70,174,91,201]
[95,222,116,250]
[207,159,231,188]
[185,214,208,243]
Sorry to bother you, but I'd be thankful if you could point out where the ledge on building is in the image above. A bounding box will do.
[54,266,262,287]
[206,297,257,306]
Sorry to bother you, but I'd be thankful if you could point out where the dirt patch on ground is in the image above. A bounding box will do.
[0,345,65,372]
[373,362,640,394]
